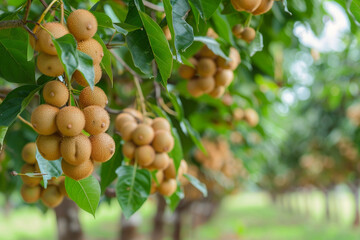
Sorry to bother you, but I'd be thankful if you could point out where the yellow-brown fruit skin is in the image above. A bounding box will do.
[158,179,177,196]
[120,122,138,141]
[152,130,174,153]
[37,22,69,55]
[178,59,197,80]
[198,46,216,58]
[67,9,98,41]
[197,77,216,94]
[77,39,104,65]
[115,113,136,132]
[135,145,155,167]
[216,48,241,70]
[36,134,62,160]
[232,24,244,38]
[209,86,225,99]
[61,134,92,166]
[132,124,155,146]
[152,118,171,132]
[37,53,65,77]
[164,160,176,179]
[241,27,256,43]
[73,64,102,87]
[56,106,86,137]
[215,70,234,87]
[231,0,261,12]
[62,159,94,181]
[252,0,274,15]
[59,180,68,197]
[79,86,108,109]
[21,184,41,203]
[41,185,64,208]
[89,133,115,163]
[245,109,259,127]
[187,79,204,98]
[31,104,59,136]
[123,108,143,120]
[29,32,42,52]
[197,58,217,77]
[43,80,69,107]
[83,106,110,135]
[21,164,42,187]
[22,142,37,164]
[122,141,136,159]
[150,153,170,170]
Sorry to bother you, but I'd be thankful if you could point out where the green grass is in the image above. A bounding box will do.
[1,191,360,239]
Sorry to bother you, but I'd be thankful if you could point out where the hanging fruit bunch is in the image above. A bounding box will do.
[115,109,188,196]
[232,107,260,127]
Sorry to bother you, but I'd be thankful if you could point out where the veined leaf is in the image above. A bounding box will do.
[35,148,62,188]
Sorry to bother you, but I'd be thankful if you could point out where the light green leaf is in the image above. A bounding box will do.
[194,36,229,60]
[249,32,264,57]
[114,23,141,35]
[188,0,221,19]
[76,51,95,89]
[183,119,206,154]
[184,173,207,197]
[36,148,62,188]
[93,35,113,84]
[52,34,78,79]
[91,11,114,28]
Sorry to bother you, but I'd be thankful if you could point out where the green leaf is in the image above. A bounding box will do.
[114,23,141,35]
[35,148,62,188]
[100,134,123,193]
[0,85,41,126]
[188,0,221,19]
[283,0,292,15]
[65,175,101,217]
[169,127,183,173]
[183,119,207,154]
[115,165,151,218]
[194,36,229,60]
[183,174,207,197]
[76,51,95,89]
[27,34,34,61]
[168,92,184,120]
[52,34,78,79]
[165,185,184,211]
[249,32,264,57]
[93,35,113,84]
[211,10,233,45]
[91,11,114,28]
[0,126,8,150]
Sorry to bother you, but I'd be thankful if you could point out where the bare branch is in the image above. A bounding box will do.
[143,0,164,12]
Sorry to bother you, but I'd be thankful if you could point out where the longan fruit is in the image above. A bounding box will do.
[151,117,171,132]
[120,121,138,141]
[21,184,41,203]
[60,134,92,166]
[187,79,204,98]
[79,86,108,108]
[59,179,68,197]
[132,124,155,146]
[43,80,69,107]
[151,153,170,170]
[216,48,241,70]
[122,141,136,159]
[198,46,216,58]
[155,170,164,184]
[152,130,174,153]
[77,39,104,65]
[41,185,64,208]
[89,133,115,163]
[21,164,42,187]
[29,32,42,52]
[215,70,234,87]
[244,108,259,127]
[233,108,245,121]
[178,58,197,80]
[197,77,216,94]
[253,0,274,15]
[31,104,59,135]
[37,53,64,77]
[241,27,256,43]
[37,22,69,55]
[115,113,136,132]
[67,9,98,41]
[123,108,143,120]
[73,64,102,87]
[83,105,110,135]
[135,145,155,167]
[143,117,153,125]
[232,24,243,38]
[36,134,62,160]
[231,0,261,12]
[209,86,225,98]
[158,179,177,196]
[164,159,176,179]
[56,106,85,137]
[197,58,217,77]
[178,159,188,177]
[62,158,94,181]
[22,142,37,164]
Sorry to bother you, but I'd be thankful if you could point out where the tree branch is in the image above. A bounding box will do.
[143,0,164,12]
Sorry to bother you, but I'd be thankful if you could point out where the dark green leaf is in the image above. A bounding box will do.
[36,148,62,188]
[184,173,207,197]
[27,34,34,61]
[183,119,206,154]
[91,11,114,28]
[93,35,113,84]
[169,127,183,172]
[194,36,229,60]
[114,23,141,35]
[188,0,221,19]
[168,92,184,120]
[52,34,78,79]
[0,126,8,150]
[76,51,95,89]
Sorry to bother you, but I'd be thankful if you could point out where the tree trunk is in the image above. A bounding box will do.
[119,213,142,240]
[151,194,166,240]
[323,188,330,221]
[54,198,84,240]
[350,183,360,227]
[173,210,182,240]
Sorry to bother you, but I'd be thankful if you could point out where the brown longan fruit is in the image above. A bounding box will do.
[77,39,104,65]
[60,134,92,166]
[122,141,136,159]
[178,58,197,80]
[187,79,204,98]
[197,58,217,77]
[21,184,42,203]
[241,27,256,43]
[198,46,216,58]
[155,170,164,184]
[135,145,155,167]
[215,70,234,87]
[232,24,244,38]
[73,64,102,87]
[67,9,98,41]
[233,108,245,121]
[152,130,174,153]
[37,22,69,55]
[36,134,62,160]
[43,80,69,107]
[37,53,64,77]
[79,86,108,108]
[244,108,259,127]
[123,108,143,120]
[216,48,241,70]
[178,159,188,177]
[22,142,37,164]
[197,77,216,94]
[59,179,68,197]
[209,86,225,98]
[164,159,176,179]
[120,121,138,141]
[115,113,136,132]
[41,185,64,208]
[83,105,110,135]
[252,0,274,15]
[151,153,170,170]
[151,117,171,132]
[56,106,85,137]
[231,0,261,12]
[132,124,155,146]
[62,159,94,181]
[158,179,177,196]
[21,164,42,187]
[89,133,115,163]
[31,104,59,135]
[143,117,153,125]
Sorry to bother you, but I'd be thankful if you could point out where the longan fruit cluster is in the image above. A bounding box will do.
[32,9,103,87]
[232,108,259,127]
[115,109,188,196]
[232,25,256,44]
[31,80,114,181]
[231,0,274,15]
[20,143,66,208]
[178,46,240,99]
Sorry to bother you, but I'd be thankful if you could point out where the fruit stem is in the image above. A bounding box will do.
[17,115,36,131]
[245,14,252,28]
[34,0,59,33]
[60,0,64,25]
